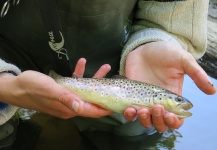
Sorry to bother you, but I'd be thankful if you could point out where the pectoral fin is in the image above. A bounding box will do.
[112,75,127,79]
[131,103,151,110]
[92,103,108,110]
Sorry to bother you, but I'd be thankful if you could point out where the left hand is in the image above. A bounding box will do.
[123,41,216,132]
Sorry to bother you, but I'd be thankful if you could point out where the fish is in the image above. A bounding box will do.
[49,71,193,118]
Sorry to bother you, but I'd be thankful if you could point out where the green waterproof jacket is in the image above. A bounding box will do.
[0,0,137,77]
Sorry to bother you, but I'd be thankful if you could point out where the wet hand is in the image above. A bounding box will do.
[124,105,184,132]
[123,41,216,132]
[2,58,112,119]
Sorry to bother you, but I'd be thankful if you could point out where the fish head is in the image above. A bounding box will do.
[153,91,193,118]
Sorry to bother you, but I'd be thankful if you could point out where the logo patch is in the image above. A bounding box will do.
[48,31,69,60]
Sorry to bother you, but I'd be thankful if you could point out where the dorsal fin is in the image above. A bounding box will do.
[49,70,62,79]
[72,74,78,79]
[112,75,127,79]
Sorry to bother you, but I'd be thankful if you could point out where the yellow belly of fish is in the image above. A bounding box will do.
[66,87,132,113]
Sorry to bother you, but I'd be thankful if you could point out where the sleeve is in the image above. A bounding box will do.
[0,58,21,125]
[120,0,209,75]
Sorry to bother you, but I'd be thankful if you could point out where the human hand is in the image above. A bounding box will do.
[123,41,216,132]
[0,58,112,119]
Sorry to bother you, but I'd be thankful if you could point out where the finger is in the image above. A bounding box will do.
[124,108,137,121]
[57,89,81,111]
[151,105,168,132]
[182,52,216,95]
[72,58,87,77]
[92,64,111,78]
[72,99,113,118]
[48,102,77,119]
[164,113,184,129]
[57,89,112,118]
[56,85,110,118]
[137,108,152,128]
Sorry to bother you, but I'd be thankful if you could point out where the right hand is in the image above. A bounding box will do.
[0,58,112,119]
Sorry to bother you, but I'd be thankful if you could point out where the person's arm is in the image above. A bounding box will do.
[0,59,21,125]
[121,0,216,132]
[120,0,209,74]
[0,58,112,125]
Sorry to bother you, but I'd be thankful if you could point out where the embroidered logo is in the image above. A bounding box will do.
[48,31,69,60]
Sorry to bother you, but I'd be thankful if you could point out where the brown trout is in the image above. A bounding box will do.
[49,71,193,118]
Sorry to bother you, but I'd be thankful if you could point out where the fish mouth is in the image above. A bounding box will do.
[182,102,193,110]
[175,102,193,118]
[177,111,192,118]
[181,98,193,110]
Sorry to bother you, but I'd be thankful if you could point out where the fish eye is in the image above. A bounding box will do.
[176,97,183,102]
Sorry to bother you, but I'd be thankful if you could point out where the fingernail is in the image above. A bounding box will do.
[153,108,161,116]
[165,117,174,125]
[72,100,79,112]
[140,113,147,119]
[128,113,134,118]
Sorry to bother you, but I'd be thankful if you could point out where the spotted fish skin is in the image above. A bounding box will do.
[49,71,193,118]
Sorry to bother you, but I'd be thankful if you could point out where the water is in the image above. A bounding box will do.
[175,76,217,150]
[14,76,217,150]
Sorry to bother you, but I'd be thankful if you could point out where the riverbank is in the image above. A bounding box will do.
[197,1,217,79]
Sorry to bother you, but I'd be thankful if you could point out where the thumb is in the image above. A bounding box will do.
[57,88,112,117]
[57,88,81,112]
[182,53,216,95]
